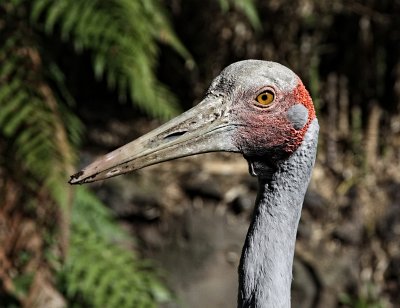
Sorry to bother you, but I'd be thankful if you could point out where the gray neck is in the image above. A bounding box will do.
[238,119,319,308]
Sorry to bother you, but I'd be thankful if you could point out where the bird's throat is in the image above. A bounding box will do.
[238,119,319,308]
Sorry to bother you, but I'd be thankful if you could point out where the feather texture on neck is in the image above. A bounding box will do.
[238,119,319,308]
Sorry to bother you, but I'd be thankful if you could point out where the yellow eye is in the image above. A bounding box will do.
[256,90,274,106]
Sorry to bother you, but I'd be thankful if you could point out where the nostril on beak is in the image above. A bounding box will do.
[163,131,188,142]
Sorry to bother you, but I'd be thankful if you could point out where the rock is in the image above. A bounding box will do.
[303,190,328,218]
[377,205,400,243]
[230,194,254,214]
[291,259,319,308]
[385,257,400,302]
[93,173,163,221]
[183,173,224,200]
[332,221,363,245]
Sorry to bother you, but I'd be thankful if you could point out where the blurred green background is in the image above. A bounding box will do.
[1,0,399,307]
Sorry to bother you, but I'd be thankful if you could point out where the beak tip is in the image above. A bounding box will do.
[69,170,85,185]
[69,169,105,185]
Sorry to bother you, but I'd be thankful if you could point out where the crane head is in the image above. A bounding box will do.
[69,60,316,184]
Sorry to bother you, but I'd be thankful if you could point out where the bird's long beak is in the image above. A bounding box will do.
[69,96,239,184]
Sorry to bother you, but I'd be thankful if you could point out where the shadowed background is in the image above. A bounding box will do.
[1,0,399,307]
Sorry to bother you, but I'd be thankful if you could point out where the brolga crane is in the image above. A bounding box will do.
[69,60,319,308]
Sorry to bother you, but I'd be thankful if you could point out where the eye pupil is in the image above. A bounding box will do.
[256,90,274,106]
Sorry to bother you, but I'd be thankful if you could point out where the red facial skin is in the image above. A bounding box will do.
[288,80,316,151]
[234,79,316,160]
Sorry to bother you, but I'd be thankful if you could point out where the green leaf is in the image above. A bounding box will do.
[93,54,106,79]
[3,102,33,136]
[233,0,261,31]
[30,0,52,23]
[0,78,22,107]
[44,0,68,33]
[0,89,27,127]
[0,57,18,78]
[2,2,178,307]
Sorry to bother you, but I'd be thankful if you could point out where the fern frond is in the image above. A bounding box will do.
[0,3,78,304]
[63,187,171,307]
[31,0,192,119]
[1,1,178,306]
[0,35,74,189]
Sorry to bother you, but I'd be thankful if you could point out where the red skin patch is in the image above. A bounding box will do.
[235,79,316,159]
[287,79,316,152]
